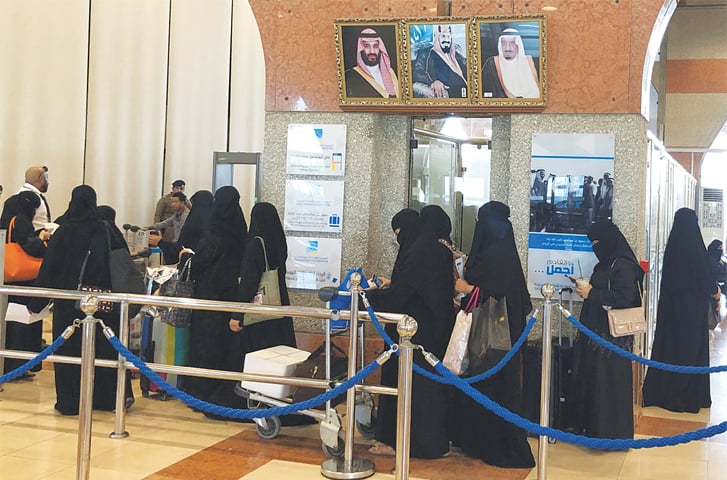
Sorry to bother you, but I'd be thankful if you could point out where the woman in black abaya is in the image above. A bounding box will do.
[29,185,132,415]
[181,186,247,403]
[453,201,535,468]
[643,208,717,413]
[366,209,454,459]
[0,191,48,374]
[569,218,642,439]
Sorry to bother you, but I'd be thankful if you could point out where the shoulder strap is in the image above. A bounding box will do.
[255,236,270,271]
[5,216,16,244]
[78,250,91,288]
[608,257,644,302]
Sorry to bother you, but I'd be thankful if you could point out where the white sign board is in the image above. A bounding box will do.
[285,237,342,290]
[286,124,346,176]
[527,133,615,297]
[284,179,344,233]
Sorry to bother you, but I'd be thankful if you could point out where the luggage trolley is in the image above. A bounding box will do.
[231,276,375,458]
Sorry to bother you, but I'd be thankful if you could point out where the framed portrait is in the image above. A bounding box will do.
[404,19,472,104]
[475,16,546,105]
[335,20,403,105]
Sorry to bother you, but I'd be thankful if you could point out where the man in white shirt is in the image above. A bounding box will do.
[17,166,53,233]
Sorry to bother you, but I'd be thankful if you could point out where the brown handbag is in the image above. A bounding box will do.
[3,216,43,282]
[606,259,646,337]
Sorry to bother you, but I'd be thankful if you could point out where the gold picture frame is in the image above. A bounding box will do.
[474,16,546,106]
[404,18,473,105]
[335,20,403,105]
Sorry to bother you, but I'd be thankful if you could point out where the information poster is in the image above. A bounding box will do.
[284,179,344,233]
[285,237,342,290]
[527,133,615,297]
[286,124,346,176]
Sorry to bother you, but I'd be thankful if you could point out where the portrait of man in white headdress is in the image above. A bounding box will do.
[480,25,541,99]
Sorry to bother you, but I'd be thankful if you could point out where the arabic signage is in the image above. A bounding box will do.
[527,133,615,297]
[283,179,344,233]
[286,124,346,176]
[285,237,342,290]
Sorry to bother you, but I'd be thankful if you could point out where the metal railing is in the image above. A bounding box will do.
[0,283,413,480]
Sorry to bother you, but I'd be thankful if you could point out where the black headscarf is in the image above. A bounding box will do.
[0,191,40,228]
[707,239,723,263]
[97,205,127,250]
[209,186,247,239]
[420,204,452,242]
[587,218,639,264]
[177,190,214,251]
[248,202,287,269]
[661,208,713,293]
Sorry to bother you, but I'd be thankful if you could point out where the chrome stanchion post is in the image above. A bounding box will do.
[76,295,99,480]
[110,301,130,439]
[0,229,7,387]
[321,272,375,479]
[394,316,417,480]
[537,284,555,480]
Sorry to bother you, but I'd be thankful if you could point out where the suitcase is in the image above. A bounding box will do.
[522,287,575,432]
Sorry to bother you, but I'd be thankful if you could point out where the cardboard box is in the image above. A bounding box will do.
[241,345,310,399]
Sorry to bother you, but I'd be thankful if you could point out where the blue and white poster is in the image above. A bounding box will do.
[528,133,615,297]
[284,179,344,233]
[285,237,342,290]
[286,124,346,176]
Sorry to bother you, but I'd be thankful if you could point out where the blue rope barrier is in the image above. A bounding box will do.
[363,301,537,384]
[563,311,727,374]
[0,332,70,385]
[432,360,727,449]
[106,335,382,419]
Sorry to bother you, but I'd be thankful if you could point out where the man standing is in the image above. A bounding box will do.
[481,28,540,99]
[17,166,52,233]
[147,192,190,243]
[412,24,468,98]
[344,28,399,99]
[154,180,190,241]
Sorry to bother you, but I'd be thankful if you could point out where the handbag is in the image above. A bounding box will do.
[606,259,647,337]
[291,341,348,406]
[467,294,512,375]
[76,249,114,313]
[159,257,194,328]
[243,237,283,326]
[443,287,479,375]
[4,216,43,282]
[105,224,146,316]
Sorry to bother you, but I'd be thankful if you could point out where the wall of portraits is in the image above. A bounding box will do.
[335,15,546,110]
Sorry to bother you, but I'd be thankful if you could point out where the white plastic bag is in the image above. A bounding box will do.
[443,309,473,375]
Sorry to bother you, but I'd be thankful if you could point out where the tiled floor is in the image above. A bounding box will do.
[2,323,727,479]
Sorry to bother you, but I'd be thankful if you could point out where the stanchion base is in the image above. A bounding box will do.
[109,431,129,439]
[320,457,375,479]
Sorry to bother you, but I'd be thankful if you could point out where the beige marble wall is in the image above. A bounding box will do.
[261,112,409,331]
[249,0,667,114]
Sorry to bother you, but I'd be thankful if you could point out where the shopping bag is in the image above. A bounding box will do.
[243,237,283,326]
[443,287,479,374]
[3,216,43,282]
[159,258,194,328]
[467,295,511,375]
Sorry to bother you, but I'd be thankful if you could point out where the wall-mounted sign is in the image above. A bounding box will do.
[285,237,343,290]
[286,124,346,176]
[284,179,344,233]
[527,133,615,297]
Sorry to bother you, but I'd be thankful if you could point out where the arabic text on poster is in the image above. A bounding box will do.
[285,237,342,290]
[286,124,346,176]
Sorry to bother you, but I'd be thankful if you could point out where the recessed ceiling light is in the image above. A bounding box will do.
[542,6,558,11]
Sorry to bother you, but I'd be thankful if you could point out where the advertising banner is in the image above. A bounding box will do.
[528,133,615,297]
[286,124,346,176]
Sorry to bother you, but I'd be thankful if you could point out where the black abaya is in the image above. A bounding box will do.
[365,210,454,459]
[456,201,534,468]
[643,208,715,413]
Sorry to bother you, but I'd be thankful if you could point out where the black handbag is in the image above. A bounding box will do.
[159,258,194,328]
[467,295,512,375]
[291,342,348,406]
[106,224,145,316]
